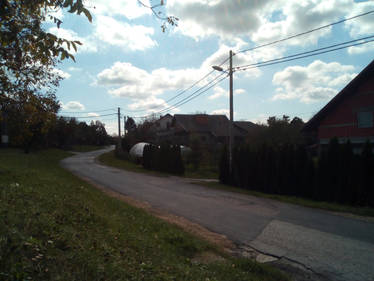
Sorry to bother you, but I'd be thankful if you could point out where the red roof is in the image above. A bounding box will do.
[302,59,374,132]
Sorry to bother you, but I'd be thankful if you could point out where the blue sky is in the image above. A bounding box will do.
[47,0,374,135]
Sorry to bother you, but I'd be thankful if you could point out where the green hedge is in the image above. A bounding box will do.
[220,139,374,207]
[143,143,184,175]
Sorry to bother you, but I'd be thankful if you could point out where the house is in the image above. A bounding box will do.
[302,59,374,152]
[153,113,173,130]
[234,121,258,134]
[158,114,247,147]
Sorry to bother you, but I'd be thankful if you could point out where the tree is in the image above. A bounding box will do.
[1,1,92,100]
[5,91,59,152]
[125,117,137,134]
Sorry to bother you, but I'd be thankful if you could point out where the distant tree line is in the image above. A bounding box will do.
[220,138,374,207]
[0,96,111,152]
[47,117,112,149]
[143,143,184,175]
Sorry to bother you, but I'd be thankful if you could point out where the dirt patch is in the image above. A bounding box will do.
[191,251,226,264]
[78,175,235,254]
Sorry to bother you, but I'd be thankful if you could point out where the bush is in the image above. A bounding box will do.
[142,143,184,175]
[114,144,130,160]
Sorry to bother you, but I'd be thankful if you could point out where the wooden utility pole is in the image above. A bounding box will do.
[229,50,234,174]
[0,107,9,148]
[117,107,121,147]
[123,116,126,137]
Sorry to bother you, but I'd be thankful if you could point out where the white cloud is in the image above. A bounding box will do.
[68,67,82,72]
[168,0,268,40]
[53,68,71,79]
[249,113,268,125]
[167,0,372,48]
[348,42,374,55]
[344,1,374,37]
[92,0,151,20]
[128,96,179,114]
[272,60,356,103]
[48,27,98,53]
[211,109,229,117]
[97,62,203,99]
[208,86,245,100]
[208,86,227,100]
[87,112,100,117]
[61,101,85,111]
[94,15,157,51]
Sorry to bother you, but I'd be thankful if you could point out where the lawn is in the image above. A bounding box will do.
[0,148,288,281]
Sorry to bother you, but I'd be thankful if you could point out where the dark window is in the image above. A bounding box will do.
[357,111,373,128]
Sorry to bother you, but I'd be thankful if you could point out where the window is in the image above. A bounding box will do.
[357,111,373,128]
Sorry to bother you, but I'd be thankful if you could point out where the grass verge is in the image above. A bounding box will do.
[195,181,374,218]
[99,150,218,180]
[98,150,167,177]
[71,145,106,152]
[0,148,288,280]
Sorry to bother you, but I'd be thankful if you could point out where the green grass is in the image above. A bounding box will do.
[71,145,106,152]
[0,148,288,280]
[184,164,218,180]
[98,151,168,177]
[195,181,374,218]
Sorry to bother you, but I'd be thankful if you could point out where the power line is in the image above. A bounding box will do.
[236,10,374,55]
[120,57,231,114]
[236,36,374,72]
[133,73,228,119]
[59,108,117,114]
[59,113,117,119]
[138,72,227,117]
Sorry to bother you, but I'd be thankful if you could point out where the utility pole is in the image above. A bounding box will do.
[229,50,234,174]
[0,106,9,148]
[117,107,121,147]
[212,50,234,174]
[123,116,126,137]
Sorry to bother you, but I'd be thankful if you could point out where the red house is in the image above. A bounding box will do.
[303,59,374,152]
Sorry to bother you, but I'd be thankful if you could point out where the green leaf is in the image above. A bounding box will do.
[82,8,92,22]
[69,3,78,13]
[63,0,73,8]
[71,41,77,52]
[69,54,76,62]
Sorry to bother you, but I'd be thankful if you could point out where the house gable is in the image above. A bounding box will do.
[303,59,374,144]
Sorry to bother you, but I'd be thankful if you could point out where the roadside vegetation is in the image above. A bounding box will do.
[0,149,289,281]
[71,145,107,152]
[99,149,218,179]
[196,181,374,218]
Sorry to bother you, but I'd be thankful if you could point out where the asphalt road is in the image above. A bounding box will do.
[61,147,374,281]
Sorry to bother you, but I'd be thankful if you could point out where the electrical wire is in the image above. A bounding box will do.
[59,113,117,119]
[137,72,226,117]
[119,57,231,114]
[133,73,228,119]
[236,10,374,55]
[59,108,117,114]
[236,37,374,72]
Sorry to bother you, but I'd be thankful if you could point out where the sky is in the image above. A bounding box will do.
[46,0,374,135]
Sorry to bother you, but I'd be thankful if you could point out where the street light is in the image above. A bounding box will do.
[212,50,234,175]
[212,65,224,72]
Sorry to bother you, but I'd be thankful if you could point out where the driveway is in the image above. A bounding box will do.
[61,147,374,281]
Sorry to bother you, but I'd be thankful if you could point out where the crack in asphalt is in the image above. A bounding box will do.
[239,242,329,281]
